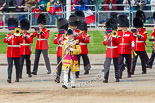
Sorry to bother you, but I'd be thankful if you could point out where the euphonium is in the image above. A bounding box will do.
[13,28,22,36]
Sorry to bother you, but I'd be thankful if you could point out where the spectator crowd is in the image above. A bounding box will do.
[0,0,153,27]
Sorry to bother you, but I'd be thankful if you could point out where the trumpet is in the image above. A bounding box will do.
[13,28,22,36]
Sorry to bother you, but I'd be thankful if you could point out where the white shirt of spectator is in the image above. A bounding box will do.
[151,0,155,12]
[123,0,135,11]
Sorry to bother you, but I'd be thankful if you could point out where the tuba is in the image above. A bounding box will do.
[13,28,22,36]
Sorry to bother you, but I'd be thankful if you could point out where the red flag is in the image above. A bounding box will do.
[84,9,96,24]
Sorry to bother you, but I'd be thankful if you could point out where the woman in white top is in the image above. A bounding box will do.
[123,0,135,12]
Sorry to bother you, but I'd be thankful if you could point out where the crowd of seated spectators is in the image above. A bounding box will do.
[0,0,153,27]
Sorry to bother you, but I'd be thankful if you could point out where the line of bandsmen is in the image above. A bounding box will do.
[3,9,155,89]
[103,10,155,83]
[3,10,91,89]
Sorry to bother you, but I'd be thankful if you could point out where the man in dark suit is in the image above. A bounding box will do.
[134,0,147,10]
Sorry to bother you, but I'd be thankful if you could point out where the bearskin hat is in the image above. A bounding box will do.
[37,13,46,24]
[75,10,85,21]
[133,17,143,28]
[20,19,30,30]
[110,12,118,22]
[7,18,18,30]
[110,12,118,18]
[106,18,117,30]
[77,21,87,31]
[136,10,146,23]
[69,14,79,26]
[57,18,68,30]
[117,15,129,27]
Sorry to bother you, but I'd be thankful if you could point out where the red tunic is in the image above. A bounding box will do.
[19,33,33,55]
[78,31,90,54]
[33,28,50,50]
[3,34,21,58]
[103,35,120,58]
[118,31,135,54]
[141,27,146,32]
[151,29,155,42]
[133,30,147,51]
[53,33,66,57]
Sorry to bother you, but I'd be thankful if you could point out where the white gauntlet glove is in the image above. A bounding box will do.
[132,42,135,47]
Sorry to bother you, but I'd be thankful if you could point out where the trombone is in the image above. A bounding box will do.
[105,30,120,41]
[13,28,22,36]
[111,30,120,38]
[6,28,22,41]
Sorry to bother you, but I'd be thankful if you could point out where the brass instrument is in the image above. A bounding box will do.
[13,28,22,36]
[6,28,22,41]
[111,30,120,38]
[111,30,117,37]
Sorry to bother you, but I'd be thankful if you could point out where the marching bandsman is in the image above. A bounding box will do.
[3,18,20,83]
[32,14,51,75]
[53,18,68,83]
[132,17,147,75]
[103,18,120,83]
[74,10,91,75]
[77,21,91,75]
[135,10,149,63]
[19,19,33,78]
[147,27,155,69]
[62,29,81,89]
[69,14,81,39]
[68,14,81,78]
[117,15,135,79]
[147,13,155,69]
